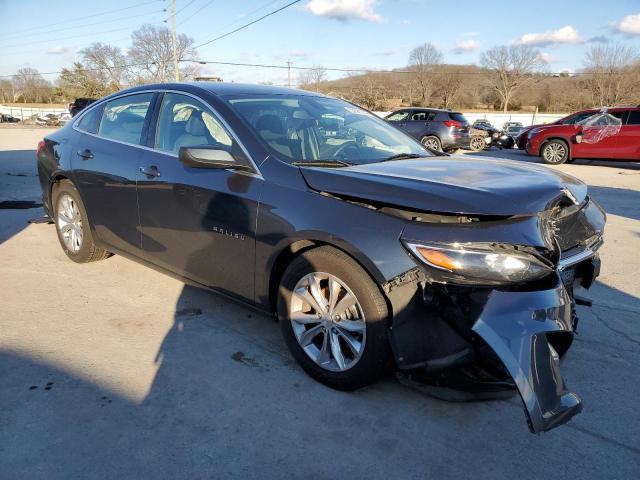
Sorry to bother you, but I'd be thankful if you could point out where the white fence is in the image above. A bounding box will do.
[374,111,566,129]
[0,104,68,121]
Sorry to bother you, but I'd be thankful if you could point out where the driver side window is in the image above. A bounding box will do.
[155,93,233,154]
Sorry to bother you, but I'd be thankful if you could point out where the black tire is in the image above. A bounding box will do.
[52,180,110,263]
[278,246,391,390]
[540,139,570,165]
[469,136,485,151]
[420,135,442,152]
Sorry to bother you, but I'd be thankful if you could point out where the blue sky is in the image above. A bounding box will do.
[2,0,640,85]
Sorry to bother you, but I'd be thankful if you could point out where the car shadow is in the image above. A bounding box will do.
[0,148,46,244]
[2,277,639,478]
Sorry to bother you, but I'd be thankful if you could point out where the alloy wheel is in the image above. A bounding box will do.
[421,137,440,151]
[543,142,566,163]
[57,193,83,253]
[289,272,366,372]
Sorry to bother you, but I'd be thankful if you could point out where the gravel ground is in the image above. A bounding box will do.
[1,128,639,479]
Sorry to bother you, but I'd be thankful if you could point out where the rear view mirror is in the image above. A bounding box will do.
[178,146,252,172]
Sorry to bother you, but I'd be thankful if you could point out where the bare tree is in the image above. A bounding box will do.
[12,67,51,103]
[480,45,545,112]
[299,65,327,92]
[582,43,640,106]
[128,25,196,82]
[408,43,442,105]
[434,68,464,109]
[0,79,15,103]
[80,42,127,91]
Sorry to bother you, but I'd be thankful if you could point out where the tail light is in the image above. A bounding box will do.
[37,140,46,156]
[443,120,462,128]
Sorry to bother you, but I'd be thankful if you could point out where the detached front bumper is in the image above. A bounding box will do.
[387,253,601,433]
[472,282,580,433]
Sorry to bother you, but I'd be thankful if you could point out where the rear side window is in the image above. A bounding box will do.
[97,93,154,145]
[448,112,468,123]
[76,104,103,134]
[410,111,435,121]
[626,110,640,125]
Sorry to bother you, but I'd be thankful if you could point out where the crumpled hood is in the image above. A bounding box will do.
[300,156,587,216]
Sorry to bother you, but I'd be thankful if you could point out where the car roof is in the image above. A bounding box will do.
[114,82,324,98]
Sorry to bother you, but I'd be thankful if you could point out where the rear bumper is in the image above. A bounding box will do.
[442,134,470,149]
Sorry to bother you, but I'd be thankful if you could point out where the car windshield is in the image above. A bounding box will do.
[225,94,429,166]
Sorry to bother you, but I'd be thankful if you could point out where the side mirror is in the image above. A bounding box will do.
[178,146,252,172]
[574,129,583,144]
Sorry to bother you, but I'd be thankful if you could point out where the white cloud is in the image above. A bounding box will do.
[452,38,480,54]
[611,13,640,36]
[305,0,383,23]
[516,25,583,46]
[540,52,554,63]
[46,46,70,55]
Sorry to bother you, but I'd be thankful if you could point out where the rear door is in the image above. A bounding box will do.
[404,110,435,139]
[614,109,640,160]
[72,92,155,256]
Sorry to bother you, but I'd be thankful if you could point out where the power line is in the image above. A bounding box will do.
[0,0,163,37]
[0,57,606,79]
[0,9,166,41]
[177,0,218,26]
[191,0,278,33]
[175,0,199,15]
[193,0,303,49]
[2,21,166,49]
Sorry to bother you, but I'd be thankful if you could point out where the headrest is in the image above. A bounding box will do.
[256,114,284,135]
[186,111,207,136]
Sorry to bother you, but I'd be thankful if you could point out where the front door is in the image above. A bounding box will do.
[72,92,155,256]
[136,92,263,302]
[573,110,625,159]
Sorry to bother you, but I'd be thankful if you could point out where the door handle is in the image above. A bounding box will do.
[139,165,161,178]
[77,149,93,160]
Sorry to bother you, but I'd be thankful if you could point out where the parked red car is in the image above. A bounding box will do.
[525,107,640,164]
[515,109,597,149]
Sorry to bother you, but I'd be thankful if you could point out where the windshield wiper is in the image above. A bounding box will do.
[292,159,352,168]
[380,153,431,162]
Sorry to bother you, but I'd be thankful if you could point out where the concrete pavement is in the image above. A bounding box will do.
[1,127,638,479]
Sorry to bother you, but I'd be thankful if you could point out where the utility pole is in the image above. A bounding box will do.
[170,0,180,82]
[287,60,292,88]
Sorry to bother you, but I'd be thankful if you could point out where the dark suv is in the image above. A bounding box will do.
[68,98,96,117]
[385,108,470,151]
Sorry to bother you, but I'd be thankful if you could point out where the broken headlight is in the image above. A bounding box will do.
[403,241,553,285]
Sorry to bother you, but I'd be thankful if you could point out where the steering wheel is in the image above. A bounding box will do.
[334,141,360,161]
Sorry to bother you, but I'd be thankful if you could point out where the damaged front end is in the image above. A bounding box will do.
[384,196,605,433]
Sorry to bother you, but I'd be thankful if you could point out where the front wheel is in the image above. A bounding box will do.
[278,246,391,390]
[541,140,569,164]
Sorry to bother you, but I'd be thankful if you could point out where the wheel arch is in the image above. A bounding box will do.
[539,136,572,159]
[267,237,389,314]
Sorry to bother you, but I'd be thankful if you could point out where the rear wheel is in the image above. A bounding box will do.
[420,135,442,152]
[469,136,485,151]
[53,180,110,263]
[278,246,391,390]
[541,140,569,164]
